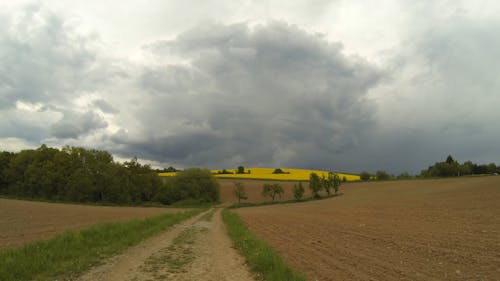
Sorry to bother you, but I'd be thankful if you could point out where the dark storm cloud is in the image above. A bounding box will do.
[113,22,382,169]
[353,15,500,173]
[50,110,107,139]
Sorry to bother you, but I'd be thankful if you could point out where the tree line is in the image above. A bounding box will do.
[359,155,499,180]
[420,155,499,178]
[0,145,219,205]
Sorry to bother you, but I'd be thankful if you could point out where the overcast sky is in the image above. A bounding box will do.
[1,0,499,174]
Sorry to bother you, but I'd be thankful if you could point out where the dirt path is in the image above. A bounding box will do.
[75,208,254,281]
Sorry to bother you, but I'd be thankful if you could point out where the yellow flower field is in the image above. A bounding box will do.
[159,167,360,181]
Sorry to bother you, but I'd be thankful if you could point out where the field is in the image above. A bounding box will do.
[219,179,319,203]
[159,167,360,181]
[0,199,184,249]
[235,176,500,281]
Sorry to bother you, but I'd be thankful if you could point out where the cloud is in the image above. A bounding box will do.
[92,99,118,114]
[0,4,104,109]
[362,9,500,173]
[111,21,382,169]
[0,4,121,145]
[2,2,499,173]
[50,110,107,139]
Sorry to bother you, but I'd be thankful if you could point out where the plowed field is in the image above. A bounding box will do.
[0,199,184,249]
[219,179,314,203]
[235,176,500,281]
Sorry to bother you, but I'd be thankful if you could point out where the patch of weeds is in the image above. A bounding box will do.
[140,226,198,278]
[199,208,216,221]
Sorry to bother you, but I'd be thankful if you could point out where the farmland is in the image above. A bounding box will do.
[235,176,500,281]
[219,179,316,203]
[0,199,184,249]
[159,167,360,181]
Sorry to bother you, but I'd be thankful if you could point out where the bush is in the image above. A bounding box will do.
[360,171,371,181]
[376,170,391,181]
[272,168,289,174]
[293,182,305,201]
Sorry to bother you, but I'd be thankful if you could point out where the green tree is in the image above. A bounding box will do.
[172,168,220,202]
[293,181,305,201]
[332,173,341,194]
[309,173,322,199]
[322,175,331,195]
[233,182,247,203]
[376,170,390,181]
[360,171,371,181]
[261,183,284,202]
[237,166,245,174]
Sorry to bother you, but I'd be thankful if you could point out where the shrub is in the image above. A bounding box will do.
[360,171,371,181]
[376,170,391,181]
[293,182,305,201]
[272,168,289,174]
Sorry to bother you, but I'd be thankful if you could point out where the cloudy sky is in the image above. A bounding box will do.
[1,0,499,174]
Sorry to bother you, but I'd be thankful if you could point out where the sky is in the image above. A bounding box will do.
[1,0,499,174]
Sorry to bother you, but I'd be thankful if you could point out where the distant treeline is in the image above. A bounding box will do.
[0,145,218,205]
[360,155,499,181]
[420,155,499,178]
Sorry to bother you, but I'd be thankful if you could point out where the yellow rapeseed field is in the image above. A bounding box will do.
[158,167,360,181]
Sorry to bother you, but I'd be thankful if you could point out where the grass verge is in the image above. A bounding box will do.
[222,209,306,281]
[0,209,203,281]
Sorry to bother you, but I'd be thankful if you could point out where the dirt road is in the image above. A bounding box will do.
[75,208,254,281]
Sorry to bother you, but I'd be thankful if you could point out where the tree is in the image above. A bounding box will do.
[261,183,284,202]
[237,166,245,174]
[360,171,371,181]
[293,181,305,201]
[233,182,247,203]
[397,172,413,179]
[309,173,322,198]
[446,155,455,164]
[173,168,220,202]
[332,173,341,194]
[272,168,288,174]
[322,174,331,196]
[376,170,390,181]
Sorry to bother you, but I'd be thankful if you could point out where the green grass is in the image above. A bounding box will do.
[222,209,306,281]
[0,209,203,281]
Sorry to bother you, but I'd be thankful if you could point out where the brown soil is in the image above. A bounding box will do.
[235,176,500,281]
[219,179,316,203]
[75,208,254,281]
[0,198,184,249]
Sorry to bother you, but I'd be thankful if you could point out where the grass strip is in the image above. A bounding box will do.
[0,209,203,281]
[222,209,306,281]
